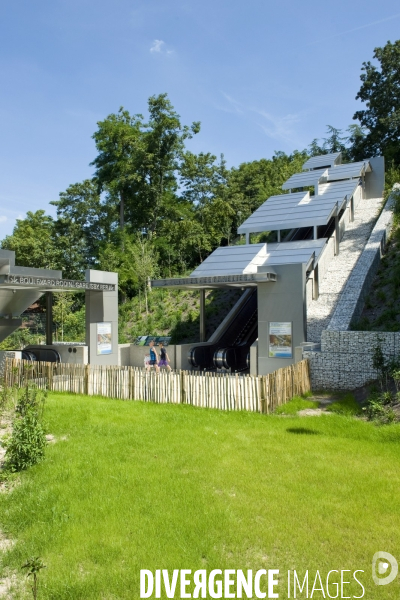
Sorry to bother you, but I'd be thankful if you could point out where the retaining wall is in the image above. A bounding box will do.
[305,189,399,390]
[328,194,395,331]
[0,351,22,378]
[304,330,400,390]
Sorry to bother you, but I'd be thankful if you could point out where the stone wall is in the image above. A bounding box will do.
[327,194,394,331]
[305,189,399,390]
[304,330,400,390]
[0,351,22,378]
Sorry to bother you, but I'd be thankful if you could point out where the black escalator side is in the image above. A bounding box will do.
[188,290,258,370]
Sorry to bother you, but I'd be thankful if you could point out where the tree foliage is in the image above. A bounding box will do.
[1,210,61,270]
[353,40,400,165]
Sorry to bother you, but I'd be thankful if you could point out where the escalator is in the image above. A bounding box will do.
[188,289,258,372]
[187,208,342,372]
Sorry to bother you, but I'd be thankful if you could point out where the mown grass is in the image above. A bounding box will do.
[1,393,400,599]
[274,394,317,415]
[326,393,363,416]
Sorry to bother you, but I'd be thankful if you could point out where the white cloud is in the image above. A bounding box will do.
[149,40,174,56]
[220,92,303,147]
[150,40,165,53]
[0,216,7,223]
[254,109,302,146]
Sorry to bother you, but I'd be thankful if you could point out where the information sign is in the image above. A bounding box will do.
[97,322,112,355]
[269,322,292,358]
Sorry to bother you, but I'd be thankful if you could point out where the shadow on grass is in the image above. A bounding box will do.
[286,427,320,435]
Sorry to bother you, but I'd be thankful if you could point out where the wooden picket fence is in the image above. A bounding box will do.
[4,358,310,414]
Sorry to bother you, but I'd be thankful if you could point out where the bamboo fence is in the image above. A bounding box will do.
[4,358,310,414]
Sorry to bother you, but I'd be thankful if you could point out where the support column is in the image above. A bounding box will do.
[245,233,250,245]
[313,264,319,300]
[350,196,354,222]
[335,214,340,255]
[85,269,119,365]
[277,230,281,243]
[46,291,53,345]
[200,289,206,342]
[313,225,317,240]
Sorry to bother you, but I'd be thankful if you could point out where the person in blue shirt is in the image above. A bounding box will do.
[146,340,160,373]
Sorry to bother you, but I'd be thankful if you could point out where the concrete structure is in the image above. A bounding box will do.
[0,250,119,366]
[303,189,398,390]
[151,152,385,377]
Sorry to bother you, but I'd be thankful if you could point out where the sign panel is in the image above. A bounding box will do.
[151,272,276,288]
[97,322,112,355]
[269,322,292,358]
[1,274,116,292]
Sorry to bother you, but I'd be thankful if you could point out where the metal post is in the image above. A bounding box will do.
[200,289,206,342]
[350,196,354,222]
[277,230,281,243]
[245,233,250,245]
[313,225,317,240]
[335,214,340,255]
[313,264,319,300]
[46,291,53,346]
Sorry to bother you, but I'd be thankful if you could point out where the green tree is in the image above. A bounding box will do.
[53,293,85,342]
[51,180,109,278]
[132,235,159,314]
[91,108,144,231]
[1,210,61,269]
[226,151,308,224]
[322,125,347,154]
[142,93,200,235]
[308,138,325,157]
[353,40,400,165]
[180,152,227,209]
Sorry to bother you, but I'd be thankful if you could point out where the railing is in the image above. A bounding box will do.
[4,358,311,414]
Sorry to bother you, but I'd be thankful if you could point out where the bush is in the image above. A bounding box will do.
[364,396,396,424]
[4,386,47,472]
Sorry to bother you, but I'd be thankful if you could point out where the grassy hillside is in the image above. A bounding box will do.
[119,287,243,344]
[354,187,400,331]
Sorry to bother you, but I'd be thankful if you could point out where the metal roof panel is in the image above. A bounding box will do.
[302,152,342,171]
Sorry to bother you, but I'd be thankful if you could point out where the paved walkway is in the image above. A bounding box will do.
[307,196,383,342]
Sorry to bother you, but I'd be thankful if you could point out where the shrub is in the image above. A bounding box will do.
[4,386,47,472]
[364,396,396,424]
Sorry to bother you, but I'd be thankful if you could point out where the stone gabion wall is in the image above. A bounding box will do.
[0,351,22,378]
[304,331,400,390]
[327,194,395,331]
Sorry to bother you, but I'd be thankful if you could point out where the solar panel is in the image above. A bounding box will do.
[237,180,358,234]
[190,244,268,277]
[282,169,327,190]
[302,152,341,171]
[189,239,329,279]
[326,160,370,181]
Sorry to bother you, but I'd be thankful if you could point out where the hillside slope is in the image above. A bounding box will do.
[119,287,243,344]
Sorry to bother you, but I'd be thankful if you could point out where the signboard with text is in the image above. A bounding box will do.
[269,322,292,358]
[1,274,116,292]
[97,322,112,355]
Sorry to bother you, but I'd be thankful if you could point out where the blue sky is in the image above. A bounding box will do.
[1,0,399,239]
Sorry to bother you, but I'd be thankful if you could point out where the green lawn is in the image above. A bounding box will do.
[1,393,400,599]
